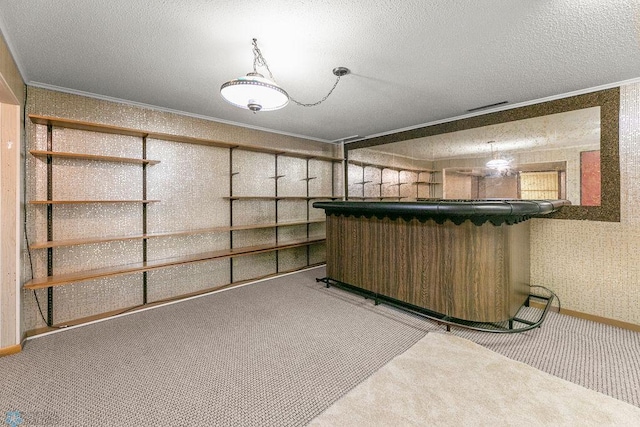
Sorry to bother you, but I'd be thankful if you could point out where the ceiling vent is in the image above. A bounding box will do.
[467,101,508,113]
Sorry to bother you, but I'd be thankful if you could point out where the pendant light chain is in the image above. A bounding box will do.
[252,38,276,80]
[251,38,346,108]
[289,76,342,107]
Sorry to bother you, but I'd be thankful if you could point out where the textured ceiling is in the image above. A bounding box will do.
[0,0,639,143]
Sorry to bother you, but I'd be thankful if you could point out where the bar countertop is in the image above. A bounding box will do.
[312,199,571,226]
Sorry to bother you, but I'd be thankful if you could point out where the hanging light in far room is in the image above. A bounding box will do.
[220,38,349,112]
[486,141,511,170]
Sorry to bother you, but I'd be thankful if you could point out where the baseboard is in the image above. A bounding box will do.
[0,343,22,357]
[530,301,640,332]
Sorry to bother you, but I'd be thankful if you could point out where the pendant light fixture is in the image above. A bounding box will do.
[486,141,511,170]
[220,38,349,112]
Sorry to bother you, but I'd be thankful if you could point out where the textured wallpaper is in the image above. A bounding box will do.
[530,83,640,326]
[22,87,334,332]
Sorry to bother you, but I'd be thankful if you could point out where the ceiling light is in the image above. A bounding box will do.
[486,158,511,169]
[221,72,289,112]
[486,141,511,170]
[220,38,349,112]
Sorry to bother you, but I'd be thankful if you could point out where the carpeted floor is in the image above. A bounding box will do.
[1,266,639,426]
[309,333,640,426]
[1,267,429,426]
[451,309,640,408]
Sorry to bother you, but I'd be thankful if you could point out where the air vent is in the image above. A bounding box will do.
[467,101,508,113]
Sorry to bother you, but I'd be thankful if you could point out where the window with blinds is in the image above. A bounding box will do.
[519,171,560,199]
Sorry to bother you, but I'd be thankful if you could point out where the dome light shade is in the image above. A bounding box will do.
[219,39,348,112]
[220,72,289,112]
[486,158,511,170]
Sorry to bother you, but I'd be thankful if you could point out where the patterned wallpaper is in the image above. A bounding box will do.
[22,87,336,332]
[530,82,640,326]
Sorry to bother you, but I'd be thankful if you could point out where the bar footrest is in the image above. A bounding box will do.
[316,277,557,334]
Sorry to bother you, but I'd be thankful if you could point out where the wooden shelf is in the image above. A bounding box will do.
[225,196,339,201]
[23,237,326,290]
[29,219,327,249]
[29,200,160,205]
[29,115,343,163]
[29,115,150,138]
[226,196,308,201]
[30,150,160,165]
[348,160,435,173]
[347,196,406,200]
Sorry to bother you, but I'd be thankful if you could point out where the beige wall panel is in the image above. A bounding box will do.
[21,290,49,330]
[444,172,474,199]
[367,167,382,198]
[52,161,142,200]
[347,163,364,198]
[232,228,275,248]
[308,222,326,239]
[308,160,335,197]
[277,224,308,244]
[23,275,143,329]
[277,200,307,223]
[530,83,640,326]
[53,128,142,157]
[309,243,326,265]
[400,171,418,199]
[232,151,275,197]
[308,200,326,221]
[50,204,142,241]
[380,169,397,198]
[333,162,344,199]
[146,234,229,261]
[52,241,143,275]
[231,200,275,227]
[278,247,309,272]
[277,156,306,196]
[146,139,229,232]
[147,259,230,303]
[232,253,276,282]
[53,276,143,324]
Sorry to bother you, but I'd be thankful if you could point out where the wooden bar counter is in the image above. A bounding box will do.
[313,200,569,323]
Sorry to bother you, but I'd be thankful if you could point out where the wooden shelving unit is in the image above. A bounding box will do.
[30,150,161,165]
[347,160,441,200]
[24,237,325,290]
[347,159,436,173]
[29,219,326,249]
[29,115,340,162]
[226,146,340,282]
[225,196,339,201]
[26,114,342,330]
[29,200,160,204]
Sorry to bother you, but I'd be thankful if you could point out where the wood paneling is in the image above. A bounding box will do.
[326,214,530,323]
[0,103,21,348]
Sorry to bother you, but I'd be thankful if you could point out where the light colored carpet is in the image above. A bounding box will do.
[309,332,640,427]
